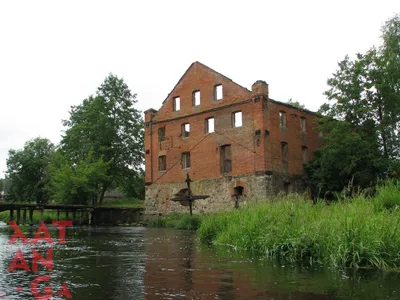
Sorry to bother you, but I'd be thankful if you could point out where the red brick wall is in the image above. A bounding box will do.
[144,62,321,185]
[265,101,321,175]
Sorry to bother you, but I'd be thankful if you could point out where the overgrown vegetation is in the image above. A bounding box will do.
[147,214,202,230]
[198,181,400,271]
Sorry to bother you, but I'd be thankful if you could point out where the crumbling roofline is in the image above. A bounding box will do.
[268,98,317,116]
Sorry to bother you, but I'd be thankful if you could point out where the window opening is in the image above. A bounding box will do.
[214,84,223,100]
[159,155,166,171]
[193,90,200,106]
[158,127,166,142]
[182,152,191,169]
[300,117,307,132]
[281,142,288,171]
[302,146,308,163]
[173,97,180,111]
[182,123,190,138]
[206,117,215,133]
[279,111,286,128]
[221,144,232,174]
[233,111,242,128]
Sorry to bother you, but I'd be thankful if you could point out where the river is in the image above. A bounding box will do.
[0,222,399,299]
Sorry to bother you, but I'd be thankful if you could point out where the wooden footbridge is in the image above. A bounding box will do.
[0,203,144,225]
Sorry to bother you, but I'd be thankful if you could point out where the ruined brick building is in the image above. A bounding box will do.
[144,62,322,214]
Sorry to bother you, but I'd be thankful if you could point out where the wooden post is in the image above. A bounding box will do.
[92,209,95,225]
[56,209,60,221]
[40,209,44,222]
[22,209,27,225]
[186,174,193,216]
[88,210,92,225]
[29,209,33,226]
[10,209,14,221]
[79,210,83,225]
[16,209,21,225]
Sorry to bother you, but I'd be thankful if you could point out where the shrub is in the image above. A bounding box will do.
[372,180,400,212]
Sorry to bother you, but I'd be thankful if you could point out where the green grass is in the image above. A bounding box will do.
[0,198,144,225]
[147,213,202,230]
[100,197,144,208]
[0,210,71,224]
[198,181,400,271]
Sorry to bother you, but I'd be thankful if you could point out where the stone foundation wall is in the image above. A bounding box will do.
[144,172,307,215]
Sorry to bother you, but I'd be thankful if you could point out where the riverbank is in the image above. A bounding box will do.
[198,181,400,271]
[0,198,144,224]
[147,213,201,230]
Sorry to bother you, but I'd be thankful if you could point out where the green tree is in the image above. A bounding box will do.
[287,98,306,109]
[48,151,109,205]
[323,14,400,161]
[305,118,385,198]
[307,14,400,197]
[6,138,55,203]
[60,74,144,205]
[119,170,145,200]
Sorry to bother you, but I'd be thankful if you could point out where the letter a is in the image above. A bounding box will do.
[56,283,72,299]
[32,248,53,273]
[8,221,29,244]
[8,248,31,273]
[32,222,53,244]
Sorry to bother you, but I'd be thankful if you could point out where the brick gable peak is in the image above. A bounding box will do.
[162,61,251,104]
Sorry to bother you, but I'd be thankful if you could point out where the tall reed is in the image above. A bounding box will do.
[198,182,400,271]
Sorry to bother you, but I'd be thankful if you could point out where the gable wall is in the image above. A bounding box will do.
[154,63,251,122]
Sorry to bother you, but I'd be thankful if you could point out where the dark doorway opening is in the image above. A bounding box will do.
[283,182,290,195]
[232,186,244,208]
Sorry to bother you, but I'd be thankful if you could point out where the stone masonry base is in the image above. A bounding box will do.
[144,173,307,215]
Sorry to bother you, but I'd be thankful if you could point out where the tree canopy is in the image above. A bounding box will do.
[6,138,55,203]
[48,151,110,205]
[307,14,400,197]
[59,74,144,204]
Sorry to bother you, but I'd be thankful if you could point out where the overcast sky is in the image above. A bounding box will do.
[0,0,399,176]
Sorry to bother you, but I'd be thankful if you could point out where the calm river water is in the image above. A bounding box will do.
[0,221,399,299]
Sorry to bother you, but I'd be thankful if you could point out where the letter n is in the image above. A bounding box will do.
[32,248,53,273]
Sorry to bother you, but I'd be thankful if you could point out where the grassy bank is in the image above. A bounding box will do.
[147,213,201,230]
[0,210,71,224]
[198,181,400,271]
[0,198,144,225]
